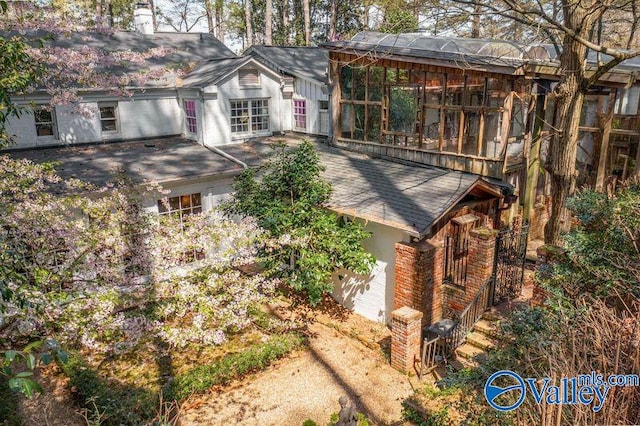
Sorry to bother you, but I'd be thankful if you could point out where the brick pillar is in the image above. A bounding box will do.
[390,306,423,373]
[464,227,498,306]
[532,244,566,307]
[394,240,443,326]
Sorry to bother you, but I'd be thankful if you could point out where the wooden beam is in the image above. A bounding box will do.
[523,92,547,223]
[477,112,485,157]
[500,90,514,176]
[457,110,465,154]
[595,91,617,191]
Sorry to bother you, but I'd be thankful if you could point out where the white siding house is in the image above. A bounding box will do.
[179,57,291,146]
[6,92,183,149]
[332,221,407,324]
[246,46,330,136]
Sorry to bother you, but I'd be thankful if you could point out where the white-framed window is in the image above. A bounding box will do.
[230,99,269,134]
[98,102,118,133]
[238,68,260,86]
[34,107,57,138]
[158,193,203,222]
[157,193,204,262]
[294,99,306,130]
[184,99,197,134]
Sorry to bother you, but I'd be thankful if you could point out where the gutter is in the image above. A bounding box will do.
[205,144,249,170]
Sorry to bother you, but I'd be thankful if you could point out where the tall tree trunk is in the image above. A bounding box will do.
[245,0,253,47]
[204,0,215,33]
[215,0,225,41]
[329,0,337,40]
[303,0,310,45]
[544,5,593,245]
[282,0,290,43]
[471,1,481,38]
[149,0,158,30]
[266,0,273,44]
[96,0,103,26]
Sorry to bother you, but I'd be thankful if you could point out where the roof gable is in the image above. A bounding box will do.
[180,57,283,88]
[246,45,328,84]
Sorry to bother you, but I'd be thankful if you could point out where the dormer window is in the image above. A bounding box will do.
[239,68,260,86]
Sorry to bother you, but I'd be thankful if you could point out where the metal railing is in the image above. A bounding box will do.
[446,277,493,355]
[419,336,446,377]
[418,277,493,378]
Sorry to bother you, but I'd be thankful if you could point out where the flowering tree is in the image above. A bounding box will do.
[0,0,174,146]
[0,157,278,395]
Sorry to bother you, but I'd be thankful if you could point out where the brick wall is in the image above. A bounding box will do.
[394,240,443,326]
[394,209,498,324]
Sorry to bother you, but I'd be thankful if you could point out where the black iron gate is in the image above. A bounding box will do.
[490,223,530,305]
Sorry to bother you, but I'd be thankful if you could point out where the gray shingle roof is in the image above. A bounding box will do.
[16,30,237,87]
[51,31,236,62]
[8,137,243,190]
[246,46,328,84]
[180,57,252,88]
[227,135,495,236]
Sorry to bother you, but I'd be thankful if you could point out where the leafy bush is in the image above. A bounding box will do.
[541,182,640,302]
[224,141,375,305]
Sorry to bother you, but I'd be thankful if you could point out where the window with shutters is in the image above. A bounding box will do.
[238,68,260,86]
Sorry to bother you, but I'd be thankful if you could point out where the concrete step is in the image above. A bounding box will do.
[455,343,488,363]
[466,331,498,350]
[455,355,479,369]
[473,319,502,339]
[431,365,447,381]
[481,309,506,322]
[448,359,466,371]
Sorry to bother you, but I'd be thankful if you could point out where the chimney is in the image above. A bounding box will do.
[134,2,154,36]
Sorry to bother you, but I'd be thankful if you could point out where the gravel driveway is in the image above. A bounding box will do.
[178,320,414,425]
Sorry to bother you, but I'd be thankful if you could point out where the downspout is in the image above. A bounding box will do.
[205,145,249,170]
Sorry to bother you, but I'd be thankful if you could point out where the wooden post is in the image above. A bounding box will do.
[499,90,514,175]
[595,91,617,191]
[329,57,340,141]
[524,89,547,223]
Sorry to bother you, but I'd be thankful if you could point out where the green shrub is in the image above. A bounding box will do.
[167,333,303,401]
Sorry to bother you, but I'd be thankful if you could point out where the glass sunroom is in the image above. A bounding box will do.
[326,32,532,179]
